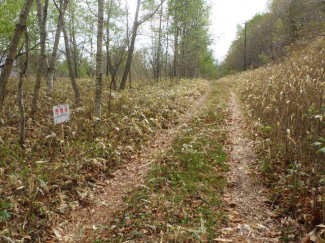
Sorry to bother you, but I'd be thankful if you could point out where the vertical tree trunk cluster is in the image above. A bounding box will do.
[169,0,212,79]
[0,0,212,120]
[31,0,49,115]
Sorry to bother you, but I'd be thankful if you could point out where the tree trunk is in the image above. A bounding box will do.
[95,0,104,118]
[106,0,117,90]
[106,26,117,90]
[61,2,81,105]
[173,0,179,79]
[120,0,164,89]
[165,13,169,78]
[0,0,34,108]
[31,0,49,115]
[18,28,29,147]
[180,25,186,77]
[105,0,112,77]
[155,1,163,82]
[173,26,179,78]
[71,7,79,79]
[46,0,68,94]
[126,0,132,89]
[119,0,140,90]
[72,32,79,79]
[105,20,110,77]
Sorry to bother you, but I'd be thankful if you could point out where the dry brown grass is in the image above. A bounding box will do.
[0,77,208,241]
[220,36,325,228]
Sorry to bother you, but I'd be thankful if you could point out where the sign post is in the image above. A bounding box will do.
[53,104,70,139]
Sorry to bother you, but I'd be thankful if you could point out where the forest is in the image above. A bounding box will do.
[1,0,325,242]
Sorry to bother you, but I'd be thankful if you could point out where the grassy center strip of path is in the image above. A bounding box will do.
[93,82,230,242]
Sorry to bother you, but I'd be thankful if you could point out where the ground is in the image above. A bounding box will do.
[217,91,281,242]
[51,80,304,243]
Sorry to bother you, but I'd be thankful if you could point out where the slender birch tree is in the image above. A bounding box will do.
[95,0,104,118]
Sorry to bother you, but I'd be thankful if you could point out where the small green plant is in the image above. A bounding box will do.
[260,157,273,173]
[260,125,272,133]
[0,201,11,222]
[279,227,297,243]
[314,137,325,154]
[258,53,270,64]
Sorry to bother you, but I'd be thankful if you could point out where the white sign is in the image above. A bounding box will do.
[53,104,70,125]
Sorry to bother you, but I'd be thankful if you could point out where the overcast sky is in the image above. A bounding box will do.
[210,0,269,61]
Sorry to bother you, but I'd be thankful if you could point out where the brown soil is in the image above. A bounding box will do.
[217,92,282,243]
[53,85,211,242]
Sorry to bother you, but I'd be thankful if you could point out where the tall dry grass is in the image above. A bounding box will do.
[0,77,208,241]
[223,36,325,226]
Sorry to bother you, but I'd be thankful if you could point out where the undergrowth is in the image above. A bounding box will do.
[221,36,325,239]
[0,78,208,241]
[93,82,230,242]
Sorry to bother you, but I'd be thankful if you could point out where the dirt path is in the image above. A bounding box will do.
[219,91,281,242]
[54,85,211,242]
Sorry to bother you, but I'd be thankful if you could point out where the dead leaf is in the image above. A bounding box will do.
[214,239,233,242]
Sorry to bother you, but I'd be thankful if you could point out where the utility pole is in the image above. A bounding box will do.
[244,22,247,71]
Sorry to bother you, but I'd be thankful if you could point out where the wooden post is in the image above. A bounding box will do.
[61,123,64,139]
